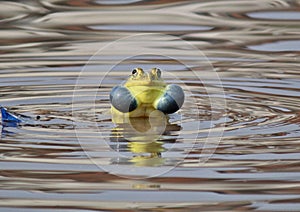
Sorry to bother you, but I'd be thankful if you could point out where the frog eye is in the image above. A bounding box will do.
[156,68,161,78]
[132,68,138,76]
[132,68,143,77]
[151,68,162,79]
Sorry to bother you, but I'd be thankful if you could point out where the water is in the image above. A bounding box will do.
[1,0,300,211]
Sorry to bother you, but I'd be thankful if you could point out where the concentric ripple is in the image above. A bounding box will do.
[1,0,300,211]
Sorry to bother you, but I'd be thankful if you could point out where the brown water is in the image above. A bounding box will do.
[1,0,300,211]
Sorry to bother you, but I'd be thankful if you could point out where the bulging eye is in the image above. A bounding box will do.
[132,68,144,77]
[151,68,161,78]
[132,68,138,76]
[156,68,161,78]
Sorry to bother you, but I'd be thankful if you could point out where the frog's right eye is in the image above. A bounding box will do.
[132,68,138,76]
[132,68,144,77]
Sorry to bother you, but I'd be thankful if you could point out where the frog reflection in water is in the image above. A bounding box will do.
[109,68,184,166]
[110,113,181,166]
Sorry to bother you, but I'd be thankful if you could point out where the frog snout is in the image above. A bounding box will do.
[146,73,154,82]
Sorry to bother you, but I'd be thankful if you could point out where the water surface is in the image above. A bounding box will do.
[0,0,300,211]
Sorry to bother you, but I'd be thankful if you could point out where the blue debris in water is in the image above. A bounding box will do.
[0,105,35,126]
[1,106,22,123]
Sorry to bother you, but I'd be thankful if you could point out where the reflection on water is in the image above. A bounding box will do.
[1,0,300,211]
[110,112,180,167]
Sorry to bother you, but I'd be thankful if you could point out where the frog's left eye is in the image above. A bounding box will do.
[156,68,161,78]
[151,68,161,79]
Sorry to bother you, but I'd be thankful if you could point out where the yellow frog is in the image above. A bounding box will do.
[110,68,184,118]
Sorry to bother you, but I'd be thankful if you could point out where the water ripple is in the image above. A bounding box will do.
[1,0,300,211]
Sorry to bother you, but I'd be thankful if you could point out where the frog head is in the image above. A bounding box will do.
[125,68,166,87]
[110,68,184,117]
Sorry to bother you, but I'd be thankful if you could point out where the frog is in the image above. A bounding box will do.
[109,68,184,118]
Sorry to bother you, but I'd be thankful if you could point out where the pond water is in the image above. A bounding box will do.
[1,0,300,211]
